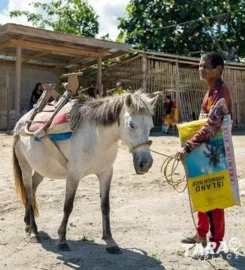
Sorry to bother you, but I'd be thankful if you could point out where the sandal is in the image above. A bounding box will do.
[181,236,197,244]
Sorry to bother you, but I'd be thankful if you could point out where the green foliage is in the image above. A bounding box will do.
[100,33,112,41]
[10,0,99,37]
[118,0,245,61]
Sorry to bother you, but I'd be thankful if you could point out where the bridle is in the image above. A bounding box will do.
[129,140,152,153]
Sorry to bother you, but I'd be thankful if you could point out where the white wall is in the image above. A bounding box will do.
[0,64,57,112]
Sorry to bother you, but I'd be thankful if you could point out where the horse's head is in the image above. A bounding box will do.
[120,92,158,174]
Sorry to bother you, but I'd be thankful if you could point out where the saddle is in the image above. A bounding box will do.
[23,99,80,135]
[21,72,84,170]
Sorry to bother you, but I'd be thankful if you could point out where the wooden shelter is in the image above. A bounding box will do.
[0,23,131,129]
[80,51,245,129]
[1,23,245,130]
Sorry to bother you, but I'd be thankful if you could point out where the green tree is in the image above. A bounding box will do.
[118,0,245,61]
[10,0,99,37]
[204,143,223,167]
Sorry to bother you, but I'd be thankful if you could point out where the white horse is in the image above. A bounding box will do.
[13,91,158,254]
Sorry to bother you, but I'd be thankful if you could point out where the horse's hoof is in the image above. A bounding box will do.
[30,234,40,243]
[106,246,122,254]
[25,225,30,233]
[57,243,71,251]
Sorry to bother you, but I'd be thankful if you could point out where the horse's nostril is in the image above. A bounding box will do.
[139,161,145,168]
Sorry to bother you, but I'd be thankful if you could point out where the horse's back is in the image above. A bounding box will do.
[14,114,118,180]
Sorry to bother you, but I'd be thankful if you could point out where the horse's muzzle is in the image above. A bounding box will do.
[133,153,153,174]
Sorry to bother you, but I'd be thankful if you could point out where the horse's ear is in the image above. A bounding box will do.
[149,95,159,107]
[125,94,135,110]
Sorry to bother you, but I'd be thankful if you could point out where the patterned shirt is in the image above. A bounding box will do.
[185,79,232,152]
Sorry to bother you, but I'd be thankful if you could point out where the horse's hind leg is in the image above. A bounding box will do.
[14,144,40,243]
[97,168,121,254]
[24,172,44,234]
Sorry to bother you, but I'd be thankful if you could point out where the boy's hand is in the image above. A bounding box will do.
[175,146,188,160]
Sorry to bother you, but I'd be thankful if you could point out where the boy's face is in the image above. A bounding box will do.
[199,58,222,81]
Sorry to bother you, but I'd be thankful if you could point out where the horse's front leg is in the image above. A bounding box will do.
[97,168,121,254]
[57,174,80,251]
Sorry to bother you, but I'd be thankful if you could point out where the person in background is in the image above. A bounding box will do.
[112,82,127,96]
[162,95,178,133]
[88,81,99,99]
[177,52,232,259]
[29,82,43,110]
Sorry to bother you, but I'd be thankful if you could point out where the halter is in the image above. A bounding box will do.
[129,140,152,153]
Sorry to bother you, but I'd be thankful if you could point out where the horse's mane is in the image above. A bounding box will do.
[70,91,155,130]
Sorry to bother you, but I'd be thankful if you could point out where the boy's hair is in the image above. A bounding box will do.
[201,52,224,74]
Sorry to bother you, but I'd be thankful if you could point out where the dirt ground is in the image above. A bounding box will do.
[1,131,245,270]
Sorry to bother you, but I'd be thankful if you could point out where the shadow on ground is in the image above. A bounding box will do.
[221,252,245,269]
[38,231,165,270]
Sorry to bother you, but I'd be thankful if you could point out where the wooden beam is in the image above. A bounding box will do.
[23,50,50,63]
[137,49,245,69]
[10,40,101,57]
[97,57,102,96]
[0,41,11,49]
[225,66,245,71]
[0,24,8,36]
[98,48,110,53]
[24,62,57,70]
[56,69,61,93]
[136,49,201,63]
[6,23,132,51]
[0,58,56,70]
[147,56,199,66]
[175,61,183,122]
[15,35,27,41]
[81,51,126,68]
[6,71,10,129]
[0,50,66,66]
[15,46,22,117]
[67,59,97,73]
[109,54,142,67]
[28,57,69,65]
[142,54,147,91]
[67,51,127,73]
[57,56,88,70]
[48,40,101,53]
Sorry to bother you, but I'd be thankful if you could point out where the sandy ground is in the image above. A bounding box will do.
[1,131,245,270]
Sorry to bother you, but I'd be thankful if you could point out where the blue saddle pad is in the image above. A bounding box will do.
[34,132,72,142]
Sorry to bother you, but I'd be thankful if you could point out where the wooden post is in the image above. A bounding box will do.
[97,57,102,97]
[6,71,10,129]
[15,45,22,119]
[175,61,182,122]
[56,69,61,93]
[234,70,240,128]
[142,54,147,91]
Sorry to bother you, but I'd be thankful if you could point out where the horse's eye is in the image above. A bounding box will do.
[129,122,135,129]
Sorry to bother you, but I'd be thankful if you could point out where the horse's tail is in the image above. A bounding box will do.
[13,136,39,216]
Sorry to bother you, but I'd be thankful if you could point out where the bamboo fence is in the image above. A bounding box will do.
[0,87,12,130]
[80,53,245,130]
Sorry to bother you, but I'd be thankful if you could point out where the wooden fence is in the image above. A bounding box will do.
[223,69,245,127]
[0,87,13,130]
[80,54,245,130]
[80,55,144,93]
